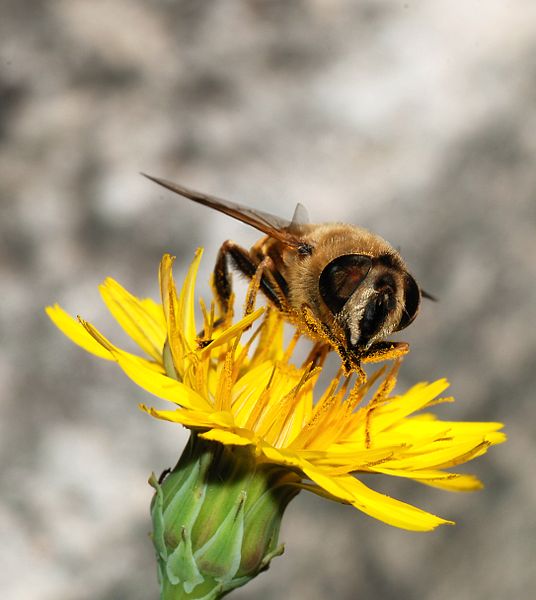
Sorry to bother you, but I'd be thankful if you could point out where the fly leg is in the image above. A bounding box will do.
[244,256,290,316]
[213,241,289,318]
[299,304,366,381]
[213,240,239,318]
[360,341,409,364]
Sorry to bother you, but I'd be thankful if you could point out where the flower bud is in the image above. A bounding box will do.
[150,434,299,599]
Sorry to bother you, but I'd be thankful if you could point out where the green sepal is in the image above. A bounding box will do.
[167,527,204,592]
[149,473,167,561]
[150,434,300,599]
[194,490,246,583]
[162,455,207,546]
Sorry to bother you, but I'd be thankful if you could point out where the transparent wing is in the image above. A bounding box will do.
[143,174,304,248]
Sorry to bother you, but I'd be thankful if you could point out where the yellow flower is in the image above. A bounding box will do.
[46,249,505,532]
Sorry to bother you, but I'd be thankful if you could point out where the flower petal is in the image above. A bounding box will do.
[81,320,212,411]
[200,308,265,357]
[141,405,234,429]
[200,428,255,446]
[416,473,484,492]
[45,305,114,361]
[302,467,452,531]
[178,248,203,345]
[372,380,451,433]
[99,278,166,362]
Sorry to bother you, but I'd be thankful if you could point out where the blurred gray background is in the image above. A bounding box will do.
[1,1,535,599]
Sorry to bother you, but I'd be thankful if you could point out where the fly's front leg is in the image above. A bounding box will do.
[299,304,366,381]
[361,341,409,364]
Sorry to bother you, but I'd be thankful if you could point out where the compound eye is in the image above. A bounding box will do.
[319,254,372,314]
[396,273,421,331]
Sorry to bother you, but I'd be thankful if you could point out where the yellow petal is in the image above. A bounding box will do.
[140,297,167,332]
[200,428,255,446]
[385,439,493,471]
[250,310,285,364]
[417,473,484,492]
[259,445,307,470]
[99,278,166,362]
[45,305,114,361]
[373,380,451,433]
[372,466,484,488]
[141,405,234,429]
[199,308,265,357]
[159,253,175,320]
[302,467,452,531]
[81,320,212,411]
[178,247,203,345]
